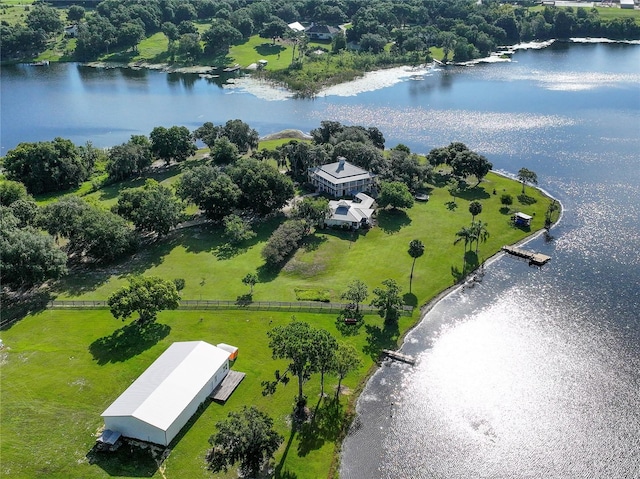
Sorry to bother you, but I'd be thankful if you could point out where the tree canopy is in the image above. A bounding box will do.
[176,165,241,222]
[114,179,185,237]
[408,239,425,293]
[3,138,92,194]
[105,135,153,182]
[341,279,369,313]
[0,208,67,289]
[377,181,415,210]
[262,219,307,266]
[228,158,294,217]
[107,275,180,325]
[0,180,30,207]
[264,319,340,409]
[150,125,196,164]
[370,279,405,324]
[40,196,137,262]
[518,167,538,193]
[333,342,361,400]
[207,406,283,478]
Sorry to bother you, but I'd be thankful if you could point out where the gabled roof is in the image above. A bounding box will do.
[329,194,375,223]
[305,25,340,35]
[288,22,305,32]
[101,341,229,431]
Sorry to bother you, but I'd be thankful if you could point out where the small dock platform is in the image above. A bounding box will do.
[502,245,551,266]
[382,349,416,365]
[211,370,245,403]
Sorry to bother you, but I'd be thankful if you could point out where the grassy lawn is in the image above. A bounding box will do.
[593,6,640,23]
[50,170,553,306]
[228,35,293,70]
[4,157,557,478]
[1,309,400,479]
[0,0,34,26]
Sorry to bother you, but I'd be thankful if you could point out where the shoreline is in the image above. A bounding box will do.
[332,177,562,476]
[9,38,636,101]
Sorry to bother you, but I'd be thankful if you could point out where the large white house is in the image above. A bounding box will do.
[308,157,375,198]
[101,341,230,446]
[325,193,375,230]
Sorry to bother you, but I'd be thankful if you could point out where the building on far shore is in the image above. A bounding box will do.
[308,157,375,198]
[305,24,341,40]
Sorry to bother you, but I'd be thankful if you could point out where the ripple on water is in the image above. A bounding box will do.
[345,285,640,479]
[554,181,640,267]
[311,104,574,155]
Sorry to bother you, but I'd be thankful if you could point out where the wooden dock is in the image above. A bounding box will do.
[211,370,245,403]
[502,245,551,266]
[382,349,416,365]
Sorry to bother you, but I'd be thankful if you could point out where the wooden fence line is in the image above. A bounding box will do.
[45,299,414,315]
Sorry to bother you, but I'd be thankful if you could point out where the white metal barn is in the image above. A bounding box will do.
[101,341,230,446]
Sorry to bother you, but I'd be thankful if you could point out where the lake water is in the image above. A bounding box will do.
[2,41,640,478]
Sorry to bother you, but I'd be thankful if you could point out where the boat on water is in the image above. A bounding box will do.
[29,60,50,66]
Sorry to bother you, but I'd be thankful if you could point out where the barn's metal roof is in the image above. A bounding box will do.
[101,341,229,431]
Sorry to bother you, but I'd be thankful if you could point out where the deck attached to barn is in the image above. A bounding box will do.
[211,370,246,403]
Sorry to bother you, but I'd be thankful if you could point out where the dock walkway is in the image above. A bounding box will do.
[211,370,245,403]
[502,245,551,266]
[382,349,416,365]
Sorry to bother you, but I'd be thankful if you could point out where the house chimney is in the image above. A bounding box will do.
[337,157,345,171]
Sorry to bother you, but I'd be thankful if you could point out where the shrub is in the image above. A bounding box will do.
[500,193,513,206]
[261,219,307,266]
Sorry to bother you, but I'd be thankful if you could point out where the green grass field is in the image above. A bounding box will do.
[1,309,399,479]
[50,169,552,306]
[228,35,294,70]
[2,160,556,478]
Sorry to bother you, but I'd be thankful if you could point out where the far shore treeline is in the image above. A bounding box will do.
[2,0,639,94]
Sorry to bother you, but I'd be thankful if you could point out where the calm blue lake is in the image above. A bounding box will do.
[2,41,640,478]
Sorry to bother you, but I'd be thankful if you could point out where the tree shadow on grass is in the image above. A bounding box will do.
[445,200,458,211]
[215,243,246,260]
[0,289,53,330]
[89,321,171,365]
[402,292,418,308]
[334,310,364,337]
[376,209,411,234]
[86,439,161,478]
[297,397,349,457]
[87,399,210,477]
[97,165,185,202]
[457,186,491,201]
[362,321,400,362]
[255,43,286,56]
[450,252,480,283]
[274,423,298,479]
[302,234,327,252]
[257,263,280,284]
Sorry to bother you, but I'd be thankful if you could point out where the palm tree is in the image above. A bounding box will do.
[472,221,489,253]
[408,239,425,293]
[469,201,482,223]
[454,226,476,256]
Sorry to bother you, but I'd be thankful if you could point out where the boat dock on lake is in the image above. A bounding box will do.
[502,245,551,266]
[382,349,416,365]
